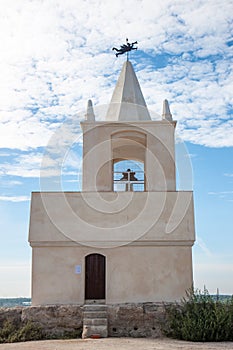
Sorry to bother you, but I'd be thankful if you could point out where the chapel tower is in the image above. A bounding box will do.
[29,60,195,315]
[82,61,176,193]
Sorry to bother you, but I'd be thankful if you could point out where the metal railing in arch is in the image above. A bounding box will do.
[113,170,145,192]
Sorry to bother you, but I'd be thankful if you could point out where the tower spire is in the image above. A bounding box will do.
[85,99,95,121]
[106,61,151,121]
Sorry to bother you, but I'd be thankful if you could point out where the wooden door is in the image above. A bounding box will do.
[85,254,106,300]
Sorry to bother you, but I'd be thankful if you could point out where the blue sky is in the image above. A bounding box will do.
[0,0,233,297]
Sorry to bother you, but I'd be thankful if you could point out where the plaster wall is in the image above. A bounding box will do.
[29,191,195,305]
[107,245,193,303]
[81,121,176,192]
[29,191,195,246]
[31,245,193,305]
[31,247,84,305]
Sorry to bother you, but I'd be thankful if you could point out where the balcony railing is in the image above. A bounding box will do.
[113,170,145,191]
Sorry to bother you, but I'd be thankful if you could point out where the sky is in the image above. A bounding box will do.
[0,0,233,297]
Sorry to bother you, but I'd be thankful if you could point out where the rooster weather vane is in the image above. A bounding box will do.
[112,38,138,59]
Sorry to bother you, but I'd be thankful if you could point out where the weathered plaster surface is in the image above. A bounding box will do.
[29,191,194,305]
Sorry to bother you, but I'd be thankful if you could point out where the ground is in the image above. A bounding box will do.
[0,338,233,350]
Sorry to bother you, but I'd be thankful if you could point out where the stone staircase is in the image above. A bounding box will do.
[82,303,108,338]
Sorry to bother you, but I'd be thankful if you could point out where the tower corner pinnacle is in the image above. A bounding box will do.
[162,99,173,121]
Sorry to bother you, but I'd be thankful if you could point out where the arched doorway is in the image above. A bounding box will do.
[85,254,106,300]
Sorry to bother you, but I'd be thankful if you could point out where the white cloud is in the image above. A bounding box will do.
[0,0,232,156]
[208,191,233,195]
[207,190,233,202]
[194,262,233,294]
[193,251,233,294]
[0,180,22,187]
[0,195,30,202]
[196,236,212,257]
[63,178,81,183]
[0,134,83,178]
[0,262,30,297]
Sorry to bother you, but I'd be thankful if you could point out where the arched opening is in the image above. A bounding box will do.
[113,160,145,191]
[85,254,106,300]
[111,130,146,192]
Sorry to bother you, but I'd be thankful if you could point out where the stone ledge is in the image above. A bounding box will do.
[0,302,170,338]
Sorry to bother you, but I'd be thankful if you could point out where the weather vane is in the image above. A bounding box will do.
[112,38,138,60]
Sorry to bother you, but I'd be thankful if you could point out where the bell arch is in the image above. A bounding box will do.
[113,159,145,191]
[111,130,146,191]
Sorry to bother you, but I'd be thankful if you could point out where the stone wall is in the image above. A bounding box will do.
[0,305,83,338]
[0,303,169,338]
[108,303,168,337]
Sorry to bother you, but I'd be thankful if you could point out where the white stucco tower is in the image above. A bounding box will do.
[29,60,195,306]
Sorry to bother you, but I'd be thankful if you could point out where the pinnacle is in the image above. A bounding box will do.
[106,61,151,121]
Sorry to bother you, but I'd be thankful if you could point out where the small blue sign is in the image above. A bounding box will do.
[75,265,82,274]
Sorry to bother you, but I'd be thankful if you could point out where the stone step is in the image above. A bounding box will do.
[83,311,107,319]
[83,318,108,326]
[83,304,107,312]
[82,325,108,338]
[85,299,105,305]
[82,303,108,338]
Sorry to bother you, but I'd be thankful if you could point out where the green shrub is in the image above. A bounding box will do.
[9,321,43,343]
[165,287,233,342]
[0,319,82,343]
[0,320,43,343]
[0,320,16,343]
